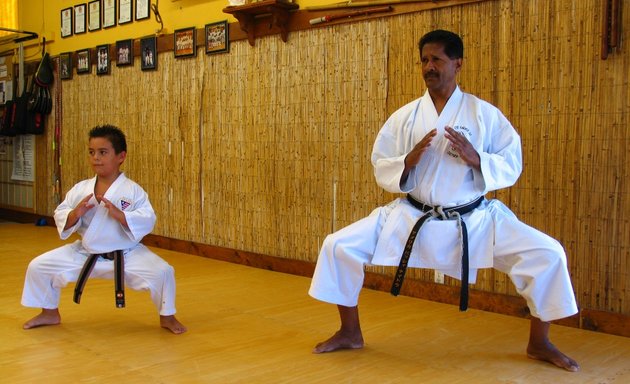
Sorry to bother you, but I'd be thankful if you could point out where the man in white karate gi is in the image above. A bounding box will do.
[309,30,579,371]
[21,125,187,334]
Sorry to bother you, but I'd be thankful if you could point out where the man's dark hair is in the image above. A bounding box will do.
[418,30,464,59]
[89,125,127,154]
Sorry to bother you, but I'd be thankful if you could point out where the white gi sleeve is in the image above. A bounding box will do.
[475,108,523,193]
[54,181,88,240]
[121,184,156,242]
[371,102,418,194]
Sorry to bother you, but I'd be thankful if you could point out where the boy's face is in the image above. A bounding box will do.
[88,137,126,178]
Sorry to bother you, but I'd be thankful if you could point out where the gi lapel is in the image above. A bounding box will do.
[81,173,127,248]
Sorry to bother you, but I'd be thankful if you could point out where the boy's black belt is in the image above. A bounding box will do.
[73,250,125,308]
[390,195,484,311]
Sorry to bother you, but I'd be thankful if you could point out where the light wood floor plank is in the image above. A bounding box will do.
[1,223,629,383]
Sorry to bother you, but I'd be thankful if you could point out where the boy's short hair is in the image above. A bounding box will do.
[418,29,464,60]
[89,125,127,154]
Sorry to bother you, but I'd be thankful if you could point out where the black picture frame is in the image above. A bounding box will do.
[174,27,196,58]
[135,0,150,21]
[61,7,73,38]
[116,39,134,66]
[59,52,73,80]
[96,45,110,75]
[103,0,117,28]
[140,36,157,71]
[76,49,91,74]
[205,21,230,55]
[118,0,133,25]
[88,0,101,32]
[74,4,87,35]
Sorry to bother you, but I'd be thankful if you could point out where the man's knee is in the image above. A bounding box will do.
[543,238,568,268]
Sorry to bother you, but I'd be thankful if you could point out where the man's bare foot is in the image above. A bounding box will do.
[23,308,61,329]
[313,330,364,353]
[160,315,187,334]
[527,341,579,372]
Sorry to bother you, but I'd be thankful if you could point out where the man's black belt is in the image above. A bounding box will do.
[390,195,484,311]
[73,250,125,308]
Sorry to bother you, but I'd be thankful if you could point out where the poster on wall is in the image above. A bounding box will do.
[11,135,35,182]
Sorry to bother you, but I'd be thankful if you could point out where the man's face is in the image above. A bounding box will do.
[420,42,462,92]
[88,137,125,178]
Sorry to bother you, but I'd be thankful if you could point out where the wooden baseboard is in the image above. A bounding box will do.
[0,208,51,225]
[1,209,627,338]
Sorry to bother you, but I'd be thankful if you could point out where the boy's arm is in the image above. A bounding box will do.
[63,194,96,230]
[99,196,129,229]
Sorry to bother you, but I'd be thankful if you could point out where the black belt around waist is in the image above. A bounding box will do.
[390,195,484,311]
[73,250,125,308]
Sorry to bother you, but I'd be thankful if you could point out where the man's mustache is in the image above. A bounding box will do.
[424,72,439,79]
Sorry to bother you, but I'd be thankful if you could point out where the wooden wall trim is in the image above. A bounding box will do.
[141,0,489,54]
[1,209,627,338]
[226,0,488,43]
[0,207,47,224]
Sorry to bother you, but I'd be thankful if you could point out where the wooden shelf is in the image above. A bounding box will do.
[223,0,299,46]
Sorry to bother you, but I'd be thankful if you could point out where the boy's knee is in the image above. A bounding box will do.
[26,257,45,273]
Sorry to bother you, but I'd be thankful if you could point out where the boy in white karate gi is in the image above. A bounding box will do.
[309,30,579,371]
[21,125,186,334]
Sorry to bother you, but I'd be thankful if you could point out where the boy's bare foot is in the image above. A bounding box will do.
[160,315,187,334]
[23,308,61,329]
[527,341,579,372]
[313,330,364,353]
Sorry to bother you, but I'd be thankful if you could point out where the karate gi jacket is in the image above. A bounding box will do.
[370,86,523,281]
[55,173,156,254]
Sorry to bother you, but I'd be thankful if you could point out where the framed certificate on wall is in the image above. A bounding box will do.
[136,0,150,21]
[103,0,116,28]
[74,4,87,34]
[118,0,132,25]
[61,7,73,38]
[88,0,101,32]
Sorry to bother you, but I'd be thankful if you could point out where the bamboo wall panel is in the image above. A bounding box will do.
[48,0,628,316]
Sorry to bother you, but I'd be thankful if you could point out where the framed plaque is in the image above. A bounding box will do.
[88,0,101,32]
[135,0,150,21]
[118,0,132,25]
[74,4,87,34]
[205,21,229,55]
[61,7,73,38]
[140,36,157,71]
[76,49,91,74]
[96,44,110,75]
[116,39,133,66]
[103,0,117,28]
[174,27,196,58]
[60,52,73,79]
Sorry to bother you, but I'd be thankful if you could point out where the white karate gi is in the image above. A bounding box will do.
[309,87,578,322]
[21,173,178,316]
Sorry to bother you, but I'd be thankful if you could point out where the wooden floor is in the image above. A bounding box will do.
[2,223,630,383]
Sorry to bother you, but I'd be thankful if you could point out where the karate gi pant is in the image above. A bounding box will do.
[309,199,578,322]
[22,240,178,316]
